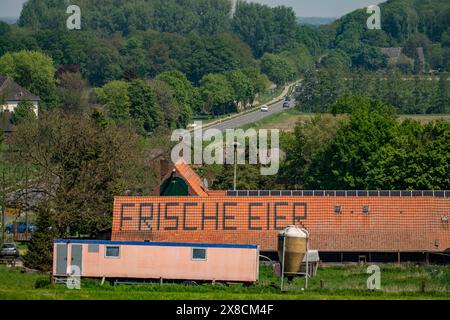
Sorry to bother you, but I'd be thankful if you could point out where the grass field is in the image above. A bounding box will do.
[241,109,450,132]
[1,264,449,300]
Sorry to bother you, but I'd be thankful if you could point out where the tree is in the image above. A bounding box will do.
[19,0,231,36]
[0,50,57,108]
[279,45,314,76]
[232,1,298,57]
[156,70,201,115]
[431,74,449,114]
[128,79,162,134]
[352,45,388,70]
[0,24,40,57]
[199,74,235,115]
[295,69,347,113]
[241,67,270,96]
[225,69,254,110]
[13,111,156,238]
[306,101,398,189]
[147,79,189,129]
[95,80,131,123]
[211,162,277,191]
[56,72,90,114]
[260,53,295,85]
[320,50,352,71]
[84,43,123,86]
[23,206,58,272]
[280,115,341,189]
[12,100,36,124]
[329,95,390,115]
[366,120,450,190]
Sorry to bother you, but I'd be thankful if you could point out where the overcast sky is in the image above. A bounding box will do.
[1,0,385,18]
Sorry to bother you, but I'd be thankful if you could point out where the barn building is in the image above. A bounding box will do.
[111,161,450,263]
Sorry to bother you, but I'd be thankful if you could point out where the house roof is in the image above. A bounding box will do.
[0,75,40,102]
[174,160,209,197]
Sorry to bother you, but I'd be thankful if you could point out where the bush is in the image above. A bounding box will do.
[35,277,52,289]
[12,100,36,124]
[23,207,58,272]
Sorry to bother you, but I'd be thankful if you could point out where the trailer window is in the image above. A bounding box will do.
[192,248,207,260]
[88,244,99,253]
[105,246,120,258]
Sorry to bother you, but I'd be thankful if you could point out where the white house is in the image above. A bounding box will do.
[0,75,40,116]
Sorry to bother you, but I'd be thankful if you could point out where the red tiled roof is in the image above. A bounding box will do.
[174,160,208,197]
[112,195,450,253]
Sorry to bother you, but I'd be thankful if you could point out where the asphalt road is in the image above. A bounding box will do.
[208,99,294,131]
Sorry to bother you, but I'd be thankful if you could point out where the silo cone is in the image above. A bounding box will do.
[278,226,308,278]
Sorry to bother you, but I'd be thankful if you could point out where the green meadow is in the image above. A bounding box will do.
[1,264,449,300]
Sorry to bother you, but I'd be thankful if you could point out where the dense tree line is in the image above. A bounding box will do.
[328,0,450,72]
[296,69,449,114]
[19,0,233,36]
[0,49,272,138]
[281,97,450,190]
[232,1,299,58]
[7,0,322,85]
[208,96,449,191]
[0,25,258,86]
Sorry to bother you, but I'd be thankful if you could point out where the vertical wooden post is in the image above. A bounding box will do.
[397,250,401,265]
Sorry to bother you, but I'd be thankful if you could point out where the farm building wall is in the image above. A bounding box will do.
[111,195,450,253]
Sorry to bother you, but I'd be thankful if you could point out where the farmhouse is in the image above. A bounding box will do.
[0,75,40,116]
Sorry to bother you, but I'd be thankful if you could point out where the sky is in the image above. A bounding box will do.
[252,0,385,17]
[0,0,385,18]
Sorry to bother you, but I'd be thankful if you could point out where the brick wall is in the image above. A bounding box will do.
[112,196,450,252]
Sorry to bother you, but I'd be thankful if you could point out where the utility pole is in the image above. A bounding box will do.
[233,142,241,191]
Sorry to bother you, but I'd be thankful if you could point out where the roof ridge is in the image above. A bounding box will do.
[0,76,40,101]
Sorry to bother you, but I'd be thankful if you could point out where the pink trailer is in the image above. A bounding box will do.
[53,240,260,283]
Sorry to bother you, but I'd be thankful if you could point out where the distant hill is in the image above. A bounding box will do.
[0,17,18,24]
[327,0,450,71]
[332,0,450,46]
[297,17,337,26]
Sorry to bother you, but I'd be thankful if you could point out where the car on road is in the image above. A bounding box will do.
[283,102,290,108]
[0,243,19,258]
[285,96,291,102]
[260,105,269,112]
